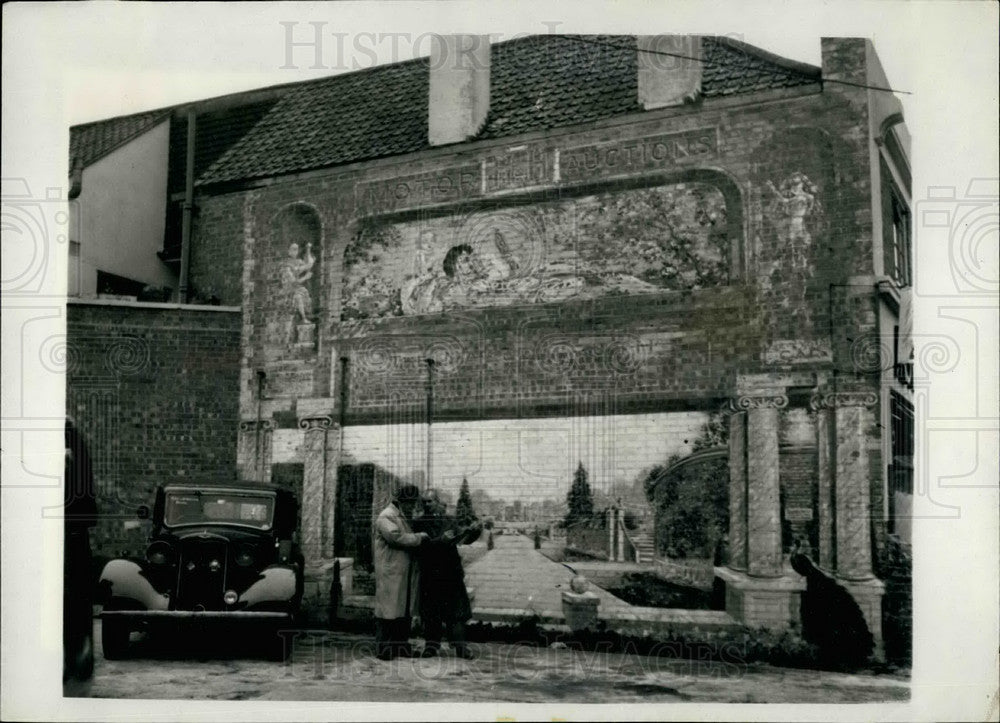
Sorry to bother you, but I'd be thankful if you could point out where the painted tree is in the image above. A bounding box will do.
[455,477,478,527]
[564,462,595,527]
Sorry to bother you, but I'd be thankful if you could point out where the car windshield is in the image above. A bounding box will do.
[164,491,274,530]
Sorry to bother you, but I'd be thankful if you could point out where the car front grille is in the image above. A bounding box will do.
[174,537,229,611]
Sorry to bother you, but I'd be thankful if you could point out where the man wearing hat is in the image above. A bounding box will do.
[411,489,482,659]
[373,484,428,660]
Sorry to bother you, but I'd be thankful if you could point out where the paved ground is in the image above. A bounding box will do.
[80,534,910,704]
[465,534,632,616]
[84,621,909,704]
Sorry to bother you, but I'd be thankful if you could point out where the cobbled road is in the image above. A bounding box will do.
[85,621,909,704]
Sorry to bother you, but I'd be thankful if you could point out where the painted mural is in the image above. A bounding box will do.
[341,182,732,320]
[269,203,322,348]
[760,171,825,339]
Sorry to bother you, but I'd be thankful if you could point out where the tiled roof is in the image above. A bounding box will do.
[198,56,432,186]
[199,35,819,186]
[167,100,279,195]
[69,109,171,170]
[71,35,817,187]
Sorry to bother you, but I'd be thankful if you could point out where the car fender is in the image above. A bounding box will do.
[240,565,299,608]
[99,559,169,611]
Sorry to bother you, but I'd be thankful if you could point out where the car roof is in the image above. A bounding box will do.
[160,483,286,496]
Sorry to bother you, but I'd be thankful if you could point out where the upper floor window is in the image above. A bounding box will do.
[882,159,912,287]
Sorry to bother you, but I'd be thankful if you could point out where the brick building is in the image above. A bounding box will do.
[69,34,912,644]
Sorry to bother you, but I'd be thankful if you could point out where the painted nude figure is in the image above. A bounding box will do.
[766,172,817,245]
[282,242,315,323]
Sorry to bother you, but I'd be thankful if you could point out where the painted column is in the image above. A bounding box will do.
[607,508,615,561]
[746,402,784,577]
[737,395,787,577]
[812,391,879,580]
[322,422,341,559]
[238,419,273,483]
[727,409,748,571]
[726,394,786,575]
[716,392,803,630]
[810,390,885,656]
[298,415,333,565]
[814,404,836,570]
[617,508,626,562]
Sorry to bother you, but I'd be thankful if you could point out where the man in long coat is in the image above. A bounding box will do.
[373,484,427,660]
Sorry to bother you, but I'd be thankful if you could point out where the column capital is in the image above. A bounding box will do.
[809,391,878,410]
[298,415,336,431]
[239,419,274,432]
[727,394,788,412]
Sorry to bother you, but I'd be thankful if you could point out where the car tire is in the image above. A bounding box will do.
[101,618,130,660]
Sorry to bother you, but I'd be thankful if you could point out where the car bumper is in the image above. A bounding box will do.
[101,610,292,620]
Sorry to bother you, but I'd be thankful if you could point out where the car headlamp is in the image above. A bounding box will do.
[234,545,256,567]
[145,541,175,566]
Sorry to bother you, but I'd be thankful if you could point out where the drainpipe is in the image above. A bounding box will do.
[339,356,349,460]
[179,109,196,303]
[255,370,266,480]
[425,358,435,492]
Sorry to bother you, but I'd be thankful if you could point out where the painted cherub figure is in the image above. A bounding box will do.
[766,172,819,246]
[281,241,315,323]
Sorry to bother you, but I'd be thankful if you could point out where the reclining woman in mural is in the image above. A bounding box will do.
[373,484,429,660]
[411,489,483,659]
[401,242,493,315]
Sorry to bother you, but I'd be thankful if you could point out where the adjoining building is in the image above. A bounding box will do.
[67,34,913,648]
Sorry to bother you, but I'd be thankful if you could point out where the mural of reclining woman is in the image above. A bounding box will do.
[401,243,491,314]
[400,230,664,315]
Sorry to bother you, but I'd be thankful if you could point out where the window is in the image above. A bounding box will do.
[889,192,912,286]
[888,391,914,534]
[96,270,146,298]
[68,241,81,297]
[881,159,912,287]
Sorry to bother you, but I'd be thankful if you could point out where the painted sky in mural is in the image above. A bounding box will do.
[339,412,708,503]
[342,182,731,320]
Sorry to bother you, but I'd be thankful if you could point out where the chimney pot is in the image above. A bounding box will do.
[638,35,703,110]
[428,35,491,146]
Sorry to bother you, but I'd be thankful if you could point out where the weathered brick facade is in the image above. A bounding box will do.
[73,35,911,646]
[66,301,241,560]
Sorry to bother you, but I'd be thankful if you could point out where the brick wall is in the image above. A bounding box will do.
[188,82,878,422]
[187,40,892,566]
[189,192,245,305]
[780,447,819,553]
[66,300,242,560]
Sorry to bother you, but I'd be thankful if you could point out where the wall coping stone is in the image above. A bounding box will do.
[68,298,240,313]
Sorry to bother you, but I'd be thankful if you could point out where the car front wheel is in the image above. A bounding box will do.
[101,618,130,660]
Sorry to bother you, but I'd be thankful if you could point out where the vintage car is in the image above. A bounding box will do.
[98,483,304,660]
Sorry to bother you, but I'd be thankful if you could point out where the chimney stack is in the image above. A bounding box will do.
[428,34,491,146]
[637,35,703,110]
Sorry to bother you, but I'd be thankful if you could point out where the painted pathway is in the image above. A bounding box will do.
[464,533,633,618]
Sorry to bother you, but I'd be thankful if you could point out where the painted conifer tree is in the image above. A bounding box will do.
[455,477,478,527]
[564,461,594,527]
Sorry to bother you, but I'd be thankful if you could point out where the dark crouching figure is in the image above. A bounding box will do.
[64,416,97,691]
[412,491,483,659]
[791,551,875,669]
